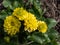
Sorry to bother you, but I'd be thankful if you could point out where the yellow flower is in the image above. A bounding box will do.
[37,21,47,33]
[24,12,38,32]
[4,16,21,36]
[4,36,10,43]
[13,7,28,20]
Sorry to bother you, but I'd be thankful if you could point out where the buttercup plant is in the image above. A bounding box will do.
[0,0,59,45]
[1,7,59,45]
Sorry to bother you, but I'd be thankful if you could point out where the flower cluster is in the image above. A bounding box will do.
[3,7,48,36]
[13,7,38,32]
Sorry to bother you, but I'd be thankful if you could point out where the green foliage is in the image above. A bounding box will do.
[0,0,59,45]
[0,10,8,19]
[46,18,57,29]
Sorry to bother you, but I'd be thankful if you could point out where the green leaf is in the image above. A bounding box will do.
[46,18,57,29]
[30,34,43,44]
[0,10,8,19]
[45,42,58,45]
[44,34,51,42]
[47,29,59,40]
[32,7,40,20]
[27,32,46,44]
[33,0,44,19]
[12,1,19,9]
[2,0,11,7]
[45,39,58,45]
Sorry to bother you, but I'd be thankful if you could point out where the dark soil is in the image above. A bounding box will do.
[0,0,60,33]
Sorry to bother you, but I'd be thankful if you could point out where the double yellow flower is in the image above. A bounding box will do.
[4,16,21,36]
